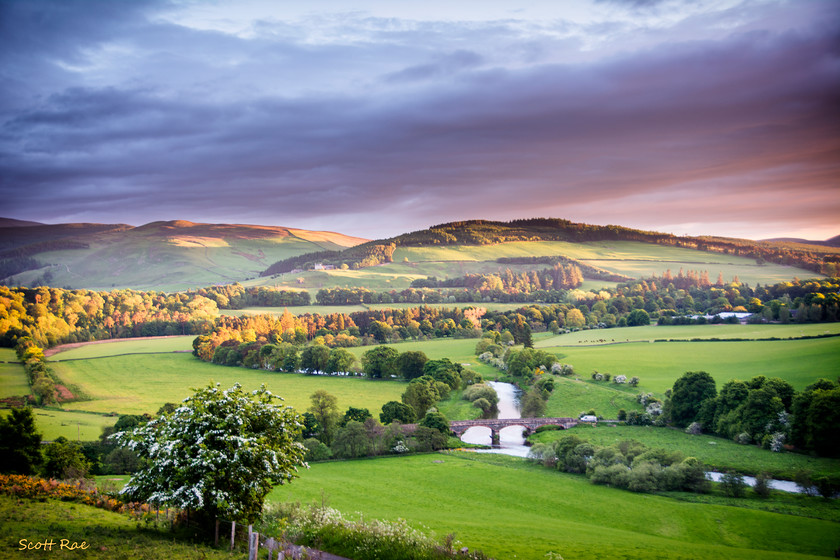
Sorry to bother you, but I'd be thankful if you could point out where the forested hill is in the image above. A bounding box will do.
[261,218,840,277]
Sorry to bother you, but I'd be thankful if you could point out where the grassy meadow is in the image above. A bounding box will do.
[49,352,405,417]
[543,336,839,394]
[0,348,28,399]
[269,452,840,560]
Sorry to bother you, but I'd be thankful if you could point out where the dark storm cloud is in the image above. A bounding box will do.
[0,0,838,239]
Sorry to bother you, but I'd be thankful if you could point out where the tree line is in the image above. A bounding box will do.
[411,263,586,292]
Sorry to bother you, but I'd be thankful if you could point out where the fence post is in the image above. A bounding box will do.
[266,537,275,560]
[230,521,236,551]
[248,531,259,560]
[214,518,219,547]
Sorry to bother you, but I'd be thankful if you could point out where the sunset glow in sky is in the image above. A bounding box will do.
[1,0,838,240]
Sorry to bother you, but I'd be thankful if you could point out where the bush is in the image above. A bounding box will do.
[719,472,747,498]
[753,473,771,499]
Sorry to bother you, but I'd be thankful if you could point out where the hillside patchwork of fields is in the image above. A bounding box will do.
[252,240,822,295]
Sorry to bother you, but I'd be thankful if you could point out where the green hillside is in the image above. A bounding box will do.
[252,239,822,294]
[0,220,367,291]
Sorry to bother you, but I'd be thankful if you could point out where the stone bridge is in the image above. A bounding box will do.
[447,417,579,445]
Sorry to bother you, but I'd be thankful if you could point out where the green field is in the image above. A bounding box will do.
[48,336,195,360]
[0,348,28,399]
[543,337,839,395]
[536,323,840,346]
[530,424,840,479]
[29,408,118,442]
[0,495,238,559]
[49,352,405,418]
[269,452,840,560]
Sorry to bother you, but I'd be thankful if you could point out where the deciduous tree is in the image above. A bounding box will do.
[114,383,305,524]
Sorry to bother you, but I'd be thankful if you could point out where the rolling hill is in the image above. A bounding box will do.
[2,217,837,293]
[0,220,367,291]
[255,219,838,295]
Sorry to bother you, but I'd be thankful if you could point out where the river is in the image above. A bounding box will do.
[459,381,531,457]
[458,382,806,493]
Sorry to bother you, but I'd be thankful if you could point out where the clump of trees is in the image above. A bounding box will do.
[662,372,840,458]
[301,390,452,461]
[528,434,710,494]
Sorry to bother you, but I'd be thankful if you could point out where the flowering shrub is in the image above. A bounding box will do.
[263,503,492,560]
[0,474,125,513]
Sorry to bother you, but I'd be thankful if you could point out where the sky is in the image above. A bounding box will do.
[1,0,838,241]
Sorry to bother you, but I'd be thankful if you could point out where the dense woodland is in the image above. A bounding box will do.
[261,219,840,276]
[1,275,837,356]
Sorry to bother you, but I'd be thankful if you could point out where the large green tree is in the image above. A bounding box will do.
[300,344,330,374]
[665,371,717,428]
[114,383,305,524]
[361,346,399,379]
[308,390,342,445]
[0,407,43,475]
[379,401,416,424]
[396,350,428,380]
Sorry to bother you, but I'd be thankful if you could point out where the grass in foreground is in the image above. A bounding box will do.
[530,424,840,480]
[0,495,237,559]
[270,452,840,560]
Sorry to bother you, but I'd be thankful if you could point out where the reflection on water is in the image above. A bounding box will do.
[460,381,531,456]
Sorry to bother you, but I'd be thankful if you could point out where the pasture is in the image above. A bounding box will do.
[269,452,840,560]
[48,335,195,360]
[544,336,839,394]
[0,348,28,399]
[48,349,405,418]
[530,424,840,479]
[29,408,118,442]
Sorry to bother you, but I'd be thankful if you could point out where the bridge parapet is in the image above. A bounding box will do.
[448,417,578,436]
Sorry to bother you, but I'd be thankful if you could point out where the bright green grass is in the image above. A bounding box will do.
[545,375,643,418]
[48,336,194,361]
[269,452,840,560]
[530,424,840,479]
[27,408,117,441]
[50,353,405,417]
[544,337,840,394]
[0,348,28,398]
[0,495,238,559]
[536,323,840,347]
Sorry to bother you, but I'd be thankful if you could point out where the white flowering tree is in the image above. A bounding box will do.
[113,383,306,524]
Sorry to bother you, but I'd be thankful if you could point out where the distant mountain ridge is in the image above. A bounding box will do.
[761,236,840,248]
[0,219,367,291]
